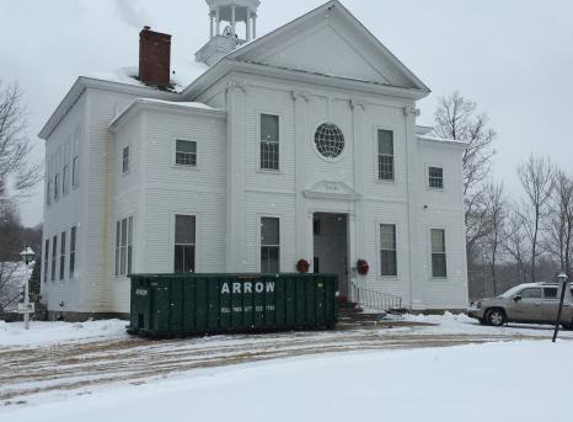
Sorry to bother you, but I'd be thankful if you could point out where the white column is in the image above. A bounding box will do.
[231,5,236,37]
[226,81,247,272]
[209,12,214,39]
[246,10,252,41]
[216,6,221,35]
[292,92,310,264]
[252,13,257,39]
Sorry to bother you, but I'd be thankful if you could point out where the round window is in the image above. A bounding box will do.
[314,123,345,159]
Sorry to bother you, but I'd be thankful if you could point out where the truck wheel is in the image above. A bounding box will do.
[487,309,506,327]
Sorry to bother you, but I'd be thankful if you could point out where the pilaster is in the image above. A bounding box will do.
[292,91,310,262]
[226,81,247,271]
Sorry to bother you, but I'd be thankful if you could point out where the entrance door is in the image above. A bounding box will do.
[313,213,349,296]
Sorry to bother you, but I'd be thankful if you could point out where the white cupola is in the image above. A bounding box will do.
[196,0,261,66]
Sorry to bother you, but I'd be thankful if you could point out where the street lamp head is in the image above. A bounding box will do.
[557,272,568,283]
[20,245,35,265]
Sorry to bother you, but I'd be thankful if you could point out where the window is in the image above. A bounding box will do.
[261,217,280,273]
[44,239,49,283]
[174,215,196,273]
[260,114,279,170]
[52,235,57,281]
[60,231,66,280]
[378,130,394,181]
[122,146,130,174]
[54,173,60,202]
[70,226,77,278]
[72,155,79,189]
[46,180,52,206]
[315,123,345,159]
[544,287,558,299]
[380,224,397,276]
[63,164,70,196]
[520,288,542,299]
[431,229,447,278]
[175,140,197,167]
[429,167,444,189]
[115,216,133,276]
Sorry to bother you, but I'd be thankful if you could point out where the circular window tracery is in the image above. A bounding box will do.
[314,123,345,159]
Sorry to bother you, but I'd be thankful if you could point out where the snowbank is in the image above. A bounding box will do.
[0,320,128,347]
[4,341,573,421]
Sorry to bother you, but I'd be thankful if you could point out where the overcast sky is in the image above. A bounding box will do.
[2,0,572,227]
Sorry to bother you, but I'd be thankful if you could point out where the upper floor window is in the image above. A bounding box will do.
[175,140,197,167]
[72,155,79,189]
[174,215,196,273]
[378,130,394,181]
[46,180,52,206]
[122,146,130,174]
[429,167,444,189]
[63,164,70,196]
[51,235,57,282]
[261,217,280,273]
[315,123,344,159]
[43,239,49,283]
[54,173,60,202]
[380,224,397,276]
[260,114,279,170]
[431,229,447,278]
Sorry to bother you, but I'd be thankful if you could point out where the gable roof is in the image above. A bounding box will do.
[228,0,429,91]
[184,0,430,99]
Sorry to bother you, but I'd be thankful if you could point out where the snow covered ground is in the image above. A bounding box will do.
[1,314,572,421]
[3,340,572,422]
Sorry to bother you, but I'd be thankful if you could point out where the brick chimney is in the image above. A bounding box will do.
[139,26,172,89]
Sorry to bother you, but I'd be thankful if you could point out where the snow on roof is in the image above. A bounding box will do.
[87,58,209,93]
[136,98,218,111]
[416,130,468,147]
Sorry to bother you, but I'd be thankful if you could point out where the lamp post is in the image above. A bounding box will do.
[552,272,569,343]
[19,245,35,330]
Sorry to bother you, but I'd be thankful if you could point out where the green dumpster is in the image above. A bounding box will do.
[128,274,339,338]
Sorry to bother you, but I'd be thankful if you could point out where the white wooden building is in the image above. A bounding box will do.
[39,0,469,320]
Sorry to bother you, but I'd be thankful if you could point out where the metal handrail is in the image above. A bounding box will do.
[351,282,403,312]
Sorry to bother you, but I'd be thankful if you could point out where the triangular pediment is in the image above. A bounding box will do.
[227,0,429,91]
[303,181,360,201]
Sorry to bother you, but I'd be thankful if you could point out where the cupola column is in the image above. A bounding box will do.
[216,6,221,35]
[246,9,252,41]
[252,13,257,38]
[209,11,215,38]
[231,5,237,37]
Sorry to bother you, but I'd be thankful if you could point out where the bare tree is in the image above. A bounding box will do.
[483,183,507,295]
[517,155,554,282]
[504,208,531,283]
[545,170,573,277]
[434,92,497,256]
[0,80,42,200]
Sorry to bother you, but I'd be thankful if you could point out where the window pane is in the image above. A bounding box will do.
[378,130,394,155]
[378,156,394,180]
[260,141,279,170]
[381,251,397,276]
[268,246,280,273]
[429,167,444,189]
[380,225,396,250]
[121,218,128,247]
[261,114,279,143]
[176,140,197,153]
[431,229,446,253]
[521,288,542,299]
[261,218,279,246]
[432,254,447,278]
[544,288,558,299]
[175,215,196,245]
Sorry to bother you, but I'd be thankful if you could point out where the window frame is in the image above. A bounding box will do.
[43,238,49,283]
[259,114,280,171]
[54,172,60,202]
[115,216,134,278]
[430,228,448,279]
[174,214,196,274]
[51,235,57,282]
[59,231,66,281]
[260,216,281,273]
[70,226,77,279]
[379,224,398,277]
[428,166,445,190]
[174,139,198,168]
[376,128,395,182]
[122,146,130,175]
